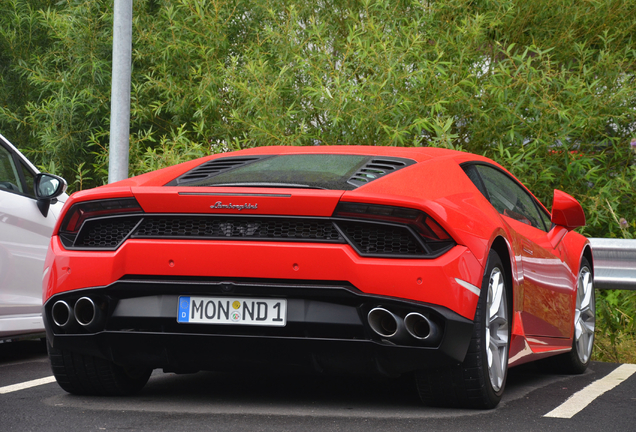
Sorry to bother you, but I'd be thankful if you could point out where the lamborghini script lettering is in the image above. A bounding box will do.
[210,201,258,211]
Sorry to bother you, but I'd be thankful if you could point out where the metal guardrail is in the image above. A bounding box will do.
[589,238,636,290]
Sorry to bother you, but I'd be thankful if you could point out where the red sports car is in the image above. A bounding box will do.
[43,146,595,409]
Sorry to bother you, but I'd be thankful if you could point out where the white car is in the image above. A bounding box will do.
[0,133,67,342]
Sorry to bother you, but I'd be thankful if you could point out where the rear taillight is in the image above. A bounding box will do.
[60,198,143,234]
[56,198,144,250]
[333,202,452,242]
[55,198,453,257]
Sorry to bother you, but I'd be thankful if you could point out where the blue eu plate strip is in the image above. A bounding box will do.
[178,297,190,322]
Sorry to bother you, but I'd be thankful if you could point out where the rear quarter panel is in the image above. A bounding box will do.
[342,157,504,267]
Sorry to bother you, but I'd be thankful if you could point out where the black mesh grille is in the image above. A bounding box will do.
[335,221,425,256]
[133,216,344,242]
[74,217,142,248]
[65,215,443,257]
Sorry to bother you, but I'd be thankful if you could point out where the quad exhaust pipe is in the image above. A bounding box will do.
[51,297,104,332]
[51,300,73,329]
[367,307,440,344]
[74,297,102,329]
[368,308,405,339]
[404,312,441,342]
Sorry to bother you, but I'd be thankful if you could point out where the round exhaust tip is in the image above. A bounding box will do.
[404,312,440,342]
[404,313,431,339]
[74,297,97,327]
[368,308,399,338]
[52,300,72,328]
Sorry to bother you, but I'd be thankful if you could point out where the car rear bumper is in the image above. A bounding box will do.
[44,279,474,376]
[43,238,484,320]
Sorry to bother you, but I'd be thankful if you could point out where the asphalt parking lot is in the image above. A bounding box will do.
[1,340,635,431]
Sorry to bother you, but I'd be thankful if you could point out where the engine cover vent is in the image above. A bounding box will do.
[167,156,273,186]
[347,157,416,188]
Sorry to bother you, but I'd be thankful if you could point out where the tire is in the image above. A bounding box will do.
[47,343,152,396]
[415,249,510,409]
[537,257,595,374]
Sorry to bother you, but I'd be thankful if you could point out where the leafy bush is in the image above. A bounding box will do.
[595,290,636,363]
[1,0,633,238]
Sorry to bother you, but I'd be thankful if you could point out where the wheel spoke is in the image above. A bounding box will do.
[489,344,503,383]
[490,332,508,349]
[489,272,503,319]
[575,319,583,340]
[581,318,595,335]
[488,335,506,388]
[486,265,508,392]
[577,331,591,363]
[574,266,595,364]
[486,327,492,366]
[581,307,594,322]
[490,314,507,328]
[581,272,593,310]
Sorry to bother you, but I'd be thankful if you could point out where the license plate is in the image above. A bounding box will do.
[177,296,286,326]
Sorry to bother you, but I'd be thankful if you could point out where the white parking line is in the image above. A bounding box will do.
[544,364,636,419]
[0,376,57,394]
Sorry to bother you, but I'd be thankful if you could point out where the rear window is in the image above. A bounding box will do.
[168,154,415,190]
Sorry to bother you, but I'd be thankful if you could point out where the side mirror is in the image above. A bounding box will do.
[34,173,67,217]
[551,189,585,231]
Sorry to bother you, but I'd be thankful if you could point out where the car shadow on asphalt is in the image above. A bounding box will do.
[0,339,47,364]
[42,357,598,418]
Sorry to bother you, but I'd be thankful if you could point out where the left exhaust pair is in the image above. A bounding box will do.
[51,297,103,332]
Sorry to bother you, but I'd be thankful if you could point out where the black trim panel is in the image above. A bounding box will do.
[44,278,473,375]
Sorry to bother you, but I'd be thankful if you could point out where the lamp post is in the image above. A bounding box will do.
[108,0,133,183]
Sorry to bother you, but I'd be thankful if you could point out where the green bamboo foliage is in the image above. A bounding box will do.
[0,0,634,240]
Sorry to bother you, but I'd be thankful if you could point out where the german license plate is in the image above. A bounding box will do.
[177,296,286,326]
